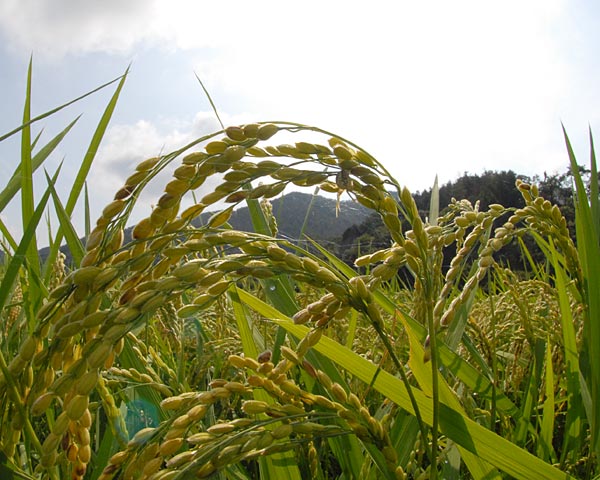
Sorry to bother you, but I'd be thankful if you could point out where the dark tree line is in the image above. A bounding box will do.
[335,168,580,269]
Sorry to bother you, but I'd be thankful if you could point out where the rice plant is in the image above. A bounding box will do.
[0,65,597,479]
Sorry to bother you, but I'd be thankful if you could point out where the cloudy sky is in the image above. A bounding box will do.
[1,0,599,242]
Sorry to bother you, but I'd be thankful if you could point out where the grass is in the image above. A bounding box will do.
[0,64,598,479]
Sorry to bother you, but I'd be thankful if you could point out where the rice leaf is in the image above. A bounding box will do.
[84,182,91,237]
[44,170,85,266]
[20,57,41,292]
[376,291,521,418]
[400,312,501,480]
[429,174,440,226]
[563,127,600,457]
[68,65,130,219]
[0,217,18,252]
[0,173,55,292]
[0,73,125,143]
[549,238,584,463]
[229,285,265,359]
[589,127,599,234]
[238,290,572,479]
[229,286,301,480]
[0,117,79,214]
[513,357,536,447]
[44,65,129,274]
[538,337,556,463]
[0,169,57,403]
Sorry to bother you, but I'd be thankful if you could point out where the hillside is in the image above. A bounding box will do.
[38,191,372,265]
[224,191,371,242]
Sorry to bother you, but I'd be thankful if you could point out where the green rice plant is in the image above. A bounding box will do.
[1,63,598,479]
[0,62,128,479]
[563,129,600,464]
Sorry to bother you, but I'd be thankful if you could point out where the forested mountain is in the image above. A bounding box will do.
[38,168,578,269]
[38,191,372,265]
[223,191,371,244]
[334,168,578,266]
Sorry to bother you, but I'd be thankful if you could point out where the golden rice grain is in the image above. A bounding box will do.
[75,370,99,396]
[66,395,89,421]
[242,400,269,415]
[223,145,246,163]
[79,408,93,429]
[205,140,228,155]
[330,383,348,403]
[78,444,92,463]
[102,200,126,220]
[165,450,195,469]
[195,461,216,478]
[86,342,113,369]
[136,156,160,172]
[182,151,207,165]
[128,427,156,448]
[238,123,259,138]
[50,411,71,437]
[256,124,279,141]
[478,256,494,268]
[160,437,184,456]
[171,414,192,429]
[41,432,62,454]
[225,126,247,141]
[73,266,102,286]
[31,392,56,416]
[333,144,353,161]
[66,443,79,462]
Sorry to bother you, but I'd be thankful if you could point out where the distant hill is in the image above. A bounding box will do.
[225,192,371,243]
[38,192,373,266]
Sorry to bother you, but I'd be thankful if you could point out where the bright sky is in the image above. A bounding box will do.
[1,0,599,242]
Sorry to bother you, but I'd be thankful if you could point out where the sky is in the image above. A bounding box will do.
[1,0,599,244]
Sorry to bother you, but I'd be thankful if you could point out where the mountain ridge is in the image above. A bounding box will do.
[38,191,372,266]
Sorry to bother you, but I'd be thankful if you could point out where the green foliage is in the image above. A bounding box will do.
[0,65,597,480]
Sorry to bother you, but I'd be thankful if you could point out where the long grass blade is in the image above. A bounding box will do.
[229,286,301,480]
[0,217,18,252]
[549,237,585,463]
[20,57,41,294]
[0,74,125,143]
[563,126,600,458]
[84,182,91,237]
[0,170,59,466]
[400,312,501,479]
[376,291,521,418]
[44,170,85,266]
[0,117,79,214]
[69,66,129,218]
[238,289,572,479]
[539,337,556,463]
[429,174,439,226]
[194,73,224,130]
[44,66,129,275]
[0,200,49,312]
[589,127,599,234]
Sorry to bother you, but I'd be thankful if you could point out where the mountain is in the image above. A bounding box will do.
[37,192,373,266]
[225,191,371,243]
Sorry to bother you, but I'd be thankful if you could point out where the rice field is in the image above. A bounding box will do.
[0,65,598,479]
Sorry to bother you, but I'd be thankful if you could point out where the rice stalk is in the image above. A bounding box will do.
[1,66,597,479]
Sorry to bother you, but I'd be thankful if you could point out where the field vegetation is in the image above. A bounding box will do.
[0,65,598,479]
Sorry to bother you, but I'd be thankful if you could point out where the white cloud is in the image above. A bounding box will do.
[0,0,579,192]
[0,0,159,58]
[182,1,570,190]
[90,110,256,227]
